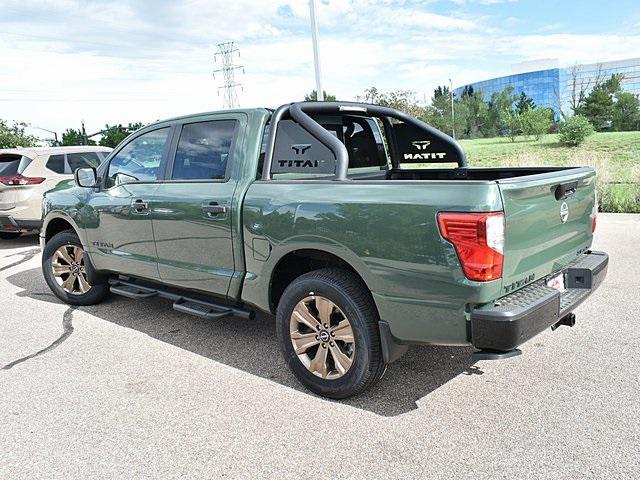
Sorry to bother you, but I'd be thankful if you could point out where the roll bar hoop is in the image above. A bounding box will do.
[262,101,467,181]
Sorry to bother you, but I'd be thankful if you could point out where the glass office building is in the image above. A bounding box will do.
[454,58,640,118]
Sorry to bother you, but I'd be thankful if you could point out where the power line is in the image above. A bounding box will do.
[213,42,244,109]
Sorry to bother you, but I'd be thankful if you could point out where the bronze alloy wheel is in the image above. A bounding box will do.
[289,295,355,380]
[51,244,91,295]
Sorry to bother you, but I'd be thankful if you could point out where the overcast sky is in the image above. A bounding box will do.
[2,0,640,140]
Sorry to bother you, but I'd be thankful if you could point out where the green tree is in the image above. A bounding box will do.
[357,87,426,118]
[520,107,554,140]
[304,90,337,101]
[98,123,144,148]
[0,120,38,148]
[62,128,94,146]
[505,111,522,142]
[427,85,458,136]
[558,115,594,146]
[515,92,536,115]
[460,88,489,138]
[487,86,517,138]
[612,91,640,131]
[576,74,622,130]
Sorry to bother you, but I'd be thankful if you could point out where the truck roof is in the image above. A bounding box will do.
[158,107,273,124]
[0,145,112,158]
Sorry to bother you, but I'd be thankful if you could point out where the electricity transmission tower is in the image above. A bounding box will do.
[213,42,244,109]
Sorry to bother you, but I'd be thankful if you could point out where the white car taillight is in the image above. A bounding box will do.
[0,174,46,186]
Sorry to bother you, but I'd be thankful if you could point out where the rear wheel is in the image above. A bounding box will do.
[42,230,109,306]
[0,232,21,240]
[276,268,385,399]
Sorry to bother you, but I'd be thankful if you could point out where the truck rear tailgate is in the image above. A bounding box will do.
[498,167,596,293]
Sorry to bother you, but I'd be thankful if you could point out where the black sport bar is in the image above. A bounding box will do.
[262,101,467,181]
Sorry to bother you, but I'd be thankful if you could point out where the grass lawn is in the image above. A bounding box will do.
[458,131,640,212]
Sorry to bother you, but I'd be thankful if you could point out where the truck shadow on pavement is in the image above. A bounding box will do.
[0,234,39,251]
[7,266,483,417]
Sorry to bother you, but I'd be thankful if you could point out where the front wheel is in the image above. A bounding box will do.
[42,230,109,306]
[276,268,385,399]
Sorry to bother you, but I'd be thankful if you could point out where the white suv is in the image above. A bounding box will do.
[0,146,112,239]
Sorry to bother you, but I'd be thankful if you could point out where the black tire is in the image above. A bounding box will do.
[276,268,385,399]
[0,232,21,240]
[42,229,110,306]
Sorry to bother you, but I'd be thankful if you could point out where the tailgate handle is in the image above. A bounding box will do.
[555,181,578,200]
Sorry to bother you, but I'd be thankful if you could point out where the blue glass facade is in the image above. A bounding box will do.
[454,58,640,118]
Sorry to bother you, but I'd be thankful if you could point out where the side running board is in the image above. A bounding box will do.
[110,282,158,299]
[109,278,254,321]
[173,298,233,320]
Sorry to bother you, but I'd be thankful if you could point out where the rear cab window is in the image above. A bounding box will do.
[171,120,237,180]
[270,114,389,180]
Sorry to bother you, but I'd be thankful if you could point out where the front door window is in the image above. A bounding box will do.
[106,128,170,187]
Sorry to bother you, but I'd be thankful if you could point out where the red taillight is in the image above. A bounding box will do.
[0,175,46,186]
[437,211,505,282]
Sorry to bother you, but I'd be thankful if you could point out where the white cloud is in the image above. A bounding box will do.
[0,0,638,136]
[450,0,517,4]
[537,23,563,32]
[477,0,517,5]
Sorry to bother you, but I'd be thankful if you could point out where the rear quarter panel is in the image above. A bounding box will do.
[242,180,504,345]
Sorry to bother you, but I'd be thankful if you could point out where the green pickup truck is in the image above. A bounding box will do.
[40,102,608,398]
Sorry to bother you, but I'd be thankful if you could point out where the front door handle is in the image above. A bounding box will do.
[202,203,227,217]
[131,199,150,214]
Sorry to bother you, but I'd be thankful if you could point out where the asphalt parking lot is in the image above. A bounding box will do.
[1,213,639,479]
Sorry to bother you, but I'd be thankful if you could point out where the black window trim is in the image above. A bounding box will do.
[100,125,175,191]
[163,118,240,184]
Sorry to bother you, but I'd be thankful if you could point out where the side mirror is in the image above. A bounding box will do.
[74,167,98,188]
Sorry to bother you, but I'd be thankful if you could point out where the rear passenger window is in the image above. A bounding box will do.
[67,152,101,171]
[46,155,66,174]
[172,120,237,180]
[46,152,102,174]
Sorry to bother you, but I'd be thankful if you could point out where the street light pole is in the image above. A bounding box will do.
[449,78,456,140]
[30,125,59,145]
[309,0,324,101]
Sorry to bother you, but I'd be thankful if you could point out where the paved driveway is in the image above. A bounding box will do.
[1,214,638,479]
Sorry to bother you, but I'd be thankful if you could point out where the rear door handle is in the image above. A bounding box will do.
[131,199,149,214]
[202,203,227,217]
